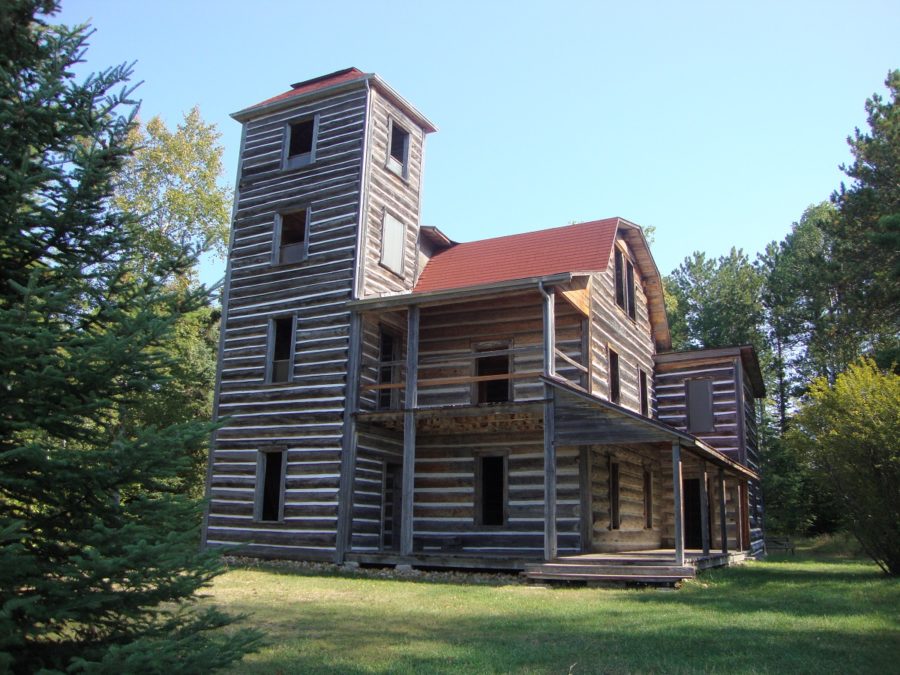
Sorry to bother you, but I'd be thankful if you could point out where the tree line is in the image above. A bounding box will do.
[665,70,899,574]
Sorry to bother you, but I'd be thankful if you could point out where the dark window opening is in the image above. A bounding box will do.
[382,463,402,551]
[626,260,636,320]
[287,119,314,164]
[478,455,506,526]
[390,123,409,163]
[476,350,510,404]
[686,379,715,433]
[260,450,284,521]
[643,469,653,529]
[639,369,649,416]
[378,328,400,409]
[608,348,620,404]
[614,248,625,310]
[278,210,307,264]
[610,460,621,529]
[271,317,294,383]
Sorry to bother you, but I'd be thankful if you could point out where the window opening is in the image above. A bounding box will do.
[387,121,409,176]
[626,260,636,320]
[614,248,625,310]
[477,455,506,526]
[639,369,649,416]
[608,348,620,404]
[270,317,294,383]
[285,118,315,168]
[476,348,510,404]
[259,450,284,522]
[609,460,621,529]
[277,209,307,264]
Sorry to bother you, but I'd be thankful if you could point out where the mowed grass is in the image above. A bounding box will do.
[211,546,899,674]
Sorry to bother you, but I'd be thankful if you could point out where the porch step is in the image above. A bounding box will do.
[524,560,696,585]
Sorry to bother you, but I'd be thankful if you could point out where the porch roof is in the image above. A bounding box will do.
[544,376,758,480]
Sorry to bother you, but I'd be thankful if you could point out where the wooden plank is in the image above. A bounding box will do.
[699,467,710,556]
[672,441,684,566]
[400,306,419,556]
[544,385,557,560]
[718,468,728,554]
[334,310,362,562]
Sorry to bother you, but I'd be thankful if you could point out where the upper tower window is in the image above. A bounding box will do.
[386,119,410,178]
[274,209,309,265]
[284,117,317,169]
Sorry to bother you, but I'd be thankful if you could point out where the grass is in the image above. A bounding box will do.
[211,543,899,674]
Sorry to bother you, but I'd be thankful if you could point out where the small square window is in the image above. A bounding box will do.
[284,117,317,169]
[386,119,409,178]
[380,211,405,276]
[275,209,308,265]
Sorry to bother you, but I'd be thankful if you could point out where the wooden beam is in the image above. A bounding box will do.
[400,306,419,557]
[672,441,684,566]
[555,278,591,317]
[699,466,710,556]
[718,468,728,554]
[543,385,557,561]
[735,480,745,552]
[542,286,555,377]
[334,311,362,562]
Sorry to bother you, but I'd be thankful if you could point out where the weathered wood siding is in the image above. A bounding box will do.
[654,357,743,461]
[206,85,370,559]
[412,431,581,556]
[350,426,403,552]
[589,445,666,552]
[588,234,657,415]
[359,87,427,296]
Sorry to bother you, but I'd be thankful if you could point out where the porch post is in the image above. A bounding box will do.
[400,305,419,557]
[334,310,362,562]
[699,465,710,556]
[542,287,557,560]
[735,480,745,551]
[671,441,684,566]
[718,468,728,554]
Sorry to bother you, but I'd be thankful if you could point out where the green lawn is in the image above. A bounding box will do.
[212,548,899,674]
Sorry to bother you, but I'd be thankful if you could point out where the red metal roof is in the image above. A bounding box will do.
[413,218,621,293]
[246,68,367,112]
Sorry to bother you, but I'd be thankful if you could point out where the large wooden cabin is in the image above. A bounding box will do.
[201,68,766,577]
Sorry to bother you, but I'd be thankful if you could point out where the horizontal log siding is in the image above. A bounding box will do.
[409,292,584,408]
[413,431,581,555]
[589,445,666,552]
[360,87,426,296]
[654,358,743,460]
[350,427,403,552]
[589,235,657,416]
[207,85,369,558]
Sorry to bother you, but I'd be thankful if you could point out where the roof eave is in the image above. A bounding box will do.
[348,272,575,311]
[231,75,372,122]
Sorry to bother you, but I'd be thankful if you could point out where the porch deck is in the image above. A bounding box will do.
[345,548,750,585]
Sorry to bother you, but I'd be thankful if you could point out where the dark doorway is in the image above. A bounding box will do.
[683,478,703,549]
[382,463,402,551]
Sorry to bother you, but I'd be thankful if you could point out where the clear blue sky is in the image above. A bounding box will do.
[59,0,899,285]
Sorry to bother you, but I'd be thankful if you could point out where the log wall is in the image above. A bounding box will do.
[588,234,657,415]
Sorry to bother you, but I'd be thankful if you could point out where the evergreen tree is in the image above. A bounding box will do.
[0,2,259,670]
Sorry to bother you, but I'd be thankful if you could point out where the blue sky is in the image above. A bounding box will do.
[58,0,899,284]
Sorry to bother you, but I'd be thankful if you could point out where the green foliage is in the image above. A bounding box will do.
[0,1,259,669]
[114,107,232,280]
[828,70,900,358]
[786,360,900,575]
[664,248,766,352]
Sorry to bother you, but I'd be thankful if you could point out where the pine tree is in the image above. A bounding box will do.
[0,2,259,670]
